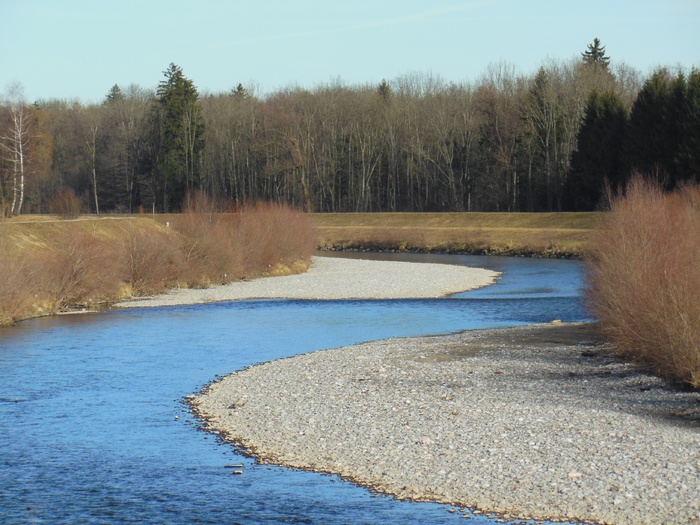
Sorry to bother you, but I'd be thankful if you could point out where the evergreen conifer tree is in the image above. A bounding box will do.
[565,90,627,210]
[622,69,676,185]
[377,79,391,101]
[104,84,124,105]
[155,63,204,211]
[232,83,248,99]
[581,38,610,69]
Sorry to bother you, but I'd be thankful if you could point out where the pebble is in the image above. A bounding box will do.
[114,256,499,307]
[193,322,700,525]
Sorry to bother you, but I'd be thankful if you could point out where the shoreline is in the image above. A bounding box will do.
[193,322,699,525]
[114,255,499,308]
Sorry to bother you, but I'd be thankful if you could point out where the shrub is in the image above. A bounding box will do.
[120,225,184,295]
[173,193,243,286]
[0,198,317,325]
[37,229,122,310]
[173,195,316,284]
[232,202,317,275]
[0,255,35,324]
[586,176,700,387]
[48,188,82,219]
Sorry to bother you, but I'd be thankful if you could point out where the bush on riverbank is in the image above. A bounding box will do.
[173,196,318,287]
[0,199,317,325]
[586,177,700,388]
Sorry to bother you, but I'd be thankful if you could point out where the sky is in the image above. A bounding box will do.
[1,0,699,104]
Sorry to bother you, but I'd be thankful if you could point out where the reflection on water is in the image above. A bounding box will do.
[0,254,589,524]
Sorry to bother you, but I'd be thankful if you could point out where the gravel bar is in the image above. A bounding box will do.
[193,322,700,525]
[115,256,499,307]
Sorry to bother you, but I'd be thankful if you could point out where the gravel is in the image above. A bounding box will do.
[193,322,700,525]
[114,256,499,307]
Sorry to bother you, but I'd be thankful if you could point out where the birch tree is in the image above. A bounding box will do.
[0,83,33,216]
[77,106,102,214]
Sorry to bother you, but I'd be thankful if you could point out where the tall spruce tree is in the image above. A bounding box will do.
[105,84,124,105]
[581,38,610,69]
[622,69,677,185]
[156,63,204,211]
[232,83,248,99]
[565,90,627,210]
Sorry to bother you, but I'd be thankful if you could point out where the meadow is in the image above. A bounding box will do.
[311,211,596,258]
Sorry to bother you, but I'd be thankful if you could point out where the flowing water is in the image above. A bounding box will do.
[0,254,588,524]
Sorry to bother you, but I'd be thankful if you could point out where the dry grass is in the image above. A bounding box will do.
[0,199,317,325]
[586,177,700,388]
[311,212,596,257]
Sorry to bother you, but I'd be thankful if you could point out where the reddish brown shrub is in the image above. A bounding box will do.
[48,188,82,219]
[120,225,184,295]
[0,196,317,325]
[231,201,317,275]
[0,255,35,324]
[171,193,242,286]
[173,195,316,284]
[37,229,122,310]
[586,176,700,387]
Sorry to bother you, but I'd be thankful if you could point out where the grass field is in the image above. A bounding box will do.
[310,212,599,258]
[2,211,598,258]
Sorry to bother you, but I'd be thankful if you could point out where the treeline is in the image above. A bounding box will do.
[567,67,700,210]
[2,41,698,214]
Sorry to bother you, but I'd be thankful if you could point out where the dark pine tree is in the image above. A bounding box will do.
[377,79,391,102]
[565,90,627,210]
[581,38,610,69]
[232,83,248,99]
[104,84,124,105]
[622,69,677,186]
[155,63,205,211]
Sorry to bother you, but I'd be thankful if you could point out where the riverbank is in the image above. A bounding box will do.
[115,256,499,307]
[193,322,699,525]
[0,204,316,325]
[311,212,596,258]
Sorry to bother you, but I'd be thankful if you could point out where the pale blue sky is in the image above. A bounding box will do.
[2,0,699,103]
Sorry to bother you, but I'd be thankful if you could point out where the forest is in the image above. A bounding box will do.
[1,40,699,215]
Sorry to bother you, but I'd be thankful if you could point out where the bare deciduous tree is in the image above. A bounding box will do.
[0,83,33,216]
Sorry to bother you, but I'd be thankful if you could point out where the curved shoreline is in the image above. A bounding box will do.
[114,256,499,308]
[193,323,699,525]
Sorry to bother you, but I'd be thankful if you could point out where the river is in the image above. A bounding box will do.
[0,254,588,524]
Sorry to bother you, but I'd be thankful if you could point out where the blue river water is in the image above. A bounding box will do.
[0,254,589,524]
